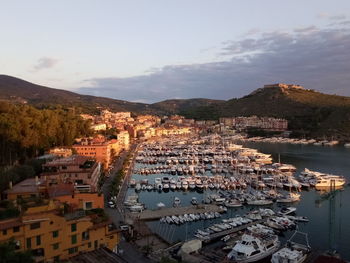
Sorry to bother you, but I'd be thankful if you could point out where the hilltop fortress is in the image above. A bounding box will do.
[263,83,305,90]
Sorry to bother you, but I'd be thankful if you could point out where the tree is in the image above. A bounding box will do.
[0,239,34,263]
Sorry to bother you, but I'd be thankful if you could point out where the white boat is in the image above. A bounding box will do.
[278,207,297,216]
[315,175,346,188]
[247,199,273,206]
[227,233,280,262]
[157,202,165,209]
[271,231,311,263]
[225,199,243,208]
[277,193,300,203]
[173,197,181,207]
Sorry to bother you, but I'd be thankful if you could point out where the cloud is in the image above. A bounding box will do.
[78,20,350,103]
[33,57,59,71]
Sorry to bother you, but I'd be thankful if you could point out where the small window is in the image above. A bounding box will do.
[53,243,59,250]
[71,223,77,232]
[26,238,31,249]
[13,226,20,233]
[68,247,78,254]
[52,230,59,238]
[36,235,41,246]
[53,256,60,262]
[30,222,40,230]
[88,242,91,248]
[2,230,7,235]
[71,234,77,244]
[85,202,93,210]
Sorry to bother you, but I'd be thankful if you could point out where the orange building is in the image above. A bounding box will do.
[0,201,120,263]
[41,155,101,193]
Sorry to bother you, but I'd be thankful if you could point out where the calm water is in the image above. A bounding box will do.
[126,142,350,260]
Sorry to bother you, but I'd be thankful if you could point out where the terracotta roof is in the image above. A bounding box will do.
[4,178,44,195]
[43,155,89,167]
[48,184,75,198]
[0,218,23,231]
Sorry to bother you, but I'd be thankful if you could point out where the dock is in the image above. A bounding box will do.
[130,204,224,221]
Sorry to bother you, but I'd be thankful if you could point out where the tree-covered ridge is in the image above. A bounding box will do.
[0,102,92,166]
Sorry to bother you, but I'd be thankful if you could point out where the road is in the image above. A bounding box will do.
[101,142,153,263]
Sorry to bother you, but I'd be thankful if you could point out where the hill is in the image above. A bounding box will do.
[0,75,218,115]
[151,98,224,115]
[181,85,350,140]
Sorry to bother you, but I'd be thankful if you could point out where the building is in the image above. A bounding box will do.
[219,116,288,132]
[41,155,101,193]
[91,123,107,131]
[73,138,111,170]
[49,148,73,158]
[117,130,130,150]
[0,201,120,263]
[263,83,304,90]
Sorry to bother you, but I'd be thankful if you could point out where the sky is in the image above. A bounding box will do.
[1,0,350,103]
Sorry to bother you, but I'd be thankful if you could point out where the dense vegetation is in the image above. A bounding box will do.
[0,102,92,166]
[0,240,34,263]
[181,87,350,140]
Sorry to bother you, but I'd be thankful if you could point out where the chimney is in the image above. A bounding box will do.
[9,181,13,189]
[35,176,39,185]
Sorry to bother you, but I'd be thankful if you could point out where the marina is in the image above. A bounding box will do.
[118,135,350,261]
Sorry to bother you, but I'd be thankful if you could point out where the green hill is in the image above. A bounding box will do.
[181,86,350,140]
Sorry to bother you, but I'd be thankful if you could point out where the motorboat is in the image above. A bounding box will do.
[191,197,198,205]
[173,197,181,207]
[271,231,311,263]
[247,199,273,206]
[277,193,300,203]
[278,207,297,216]
[227,233,280,262]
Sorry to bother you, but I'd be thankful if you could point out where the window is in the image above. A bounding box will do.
[88,242,91,248]
[85,202,93,210]
[94,240,98,249]
[71,234,77,244]
[36,235,41,246]
[52,230,59,238]
[53,256,60,262]
[71,223,77,232]
[82,231,89,241]
[2,230,7,235]
[68,247,78,254]
[52,243,59,250]
[30,222,40,230]
[26,238,31,249]
[13,226,20,233]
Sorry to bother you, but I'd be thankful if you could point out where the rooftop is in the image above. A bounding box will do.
[68,247,127,263]
[4,178,44,195]
[44,155,91,167]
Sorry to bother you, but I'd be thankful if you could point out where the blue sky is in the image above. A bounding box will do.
[1,0,350,103]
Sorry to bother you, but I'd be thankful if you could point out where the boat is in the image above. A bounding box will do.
[227,233,280,262]
[315,175,346,188]
[277,193,300,203]
[157,202,165,209]
[191,197,198,205]
[278,207,297,216]
[271,231,311,263]
[247,199,273,206]
[173,197,181,207]
[225,199,243,208]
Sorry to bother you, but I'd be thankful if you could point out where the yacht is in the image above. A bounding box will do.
[271,231,311,263]
[227,233,280,262]
[315,175,346,188]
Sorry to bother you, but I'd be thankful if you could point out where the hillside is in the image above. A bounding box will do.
[151,98,224,115]
[0,75,150,114]
[0,75,217,115]
[181,86,350,140]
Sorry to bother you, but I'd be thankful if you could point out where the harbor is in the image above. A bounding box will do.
[115,134,350,262]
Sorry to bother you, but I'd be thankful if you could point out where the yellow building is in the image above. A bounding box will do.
[0,202,120,263]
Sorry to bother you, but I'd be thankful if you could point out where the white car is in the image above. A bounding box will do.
[108,201,115,208]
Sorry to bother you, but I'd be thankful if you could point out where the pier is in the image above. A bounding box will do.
[130,204,224,221]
